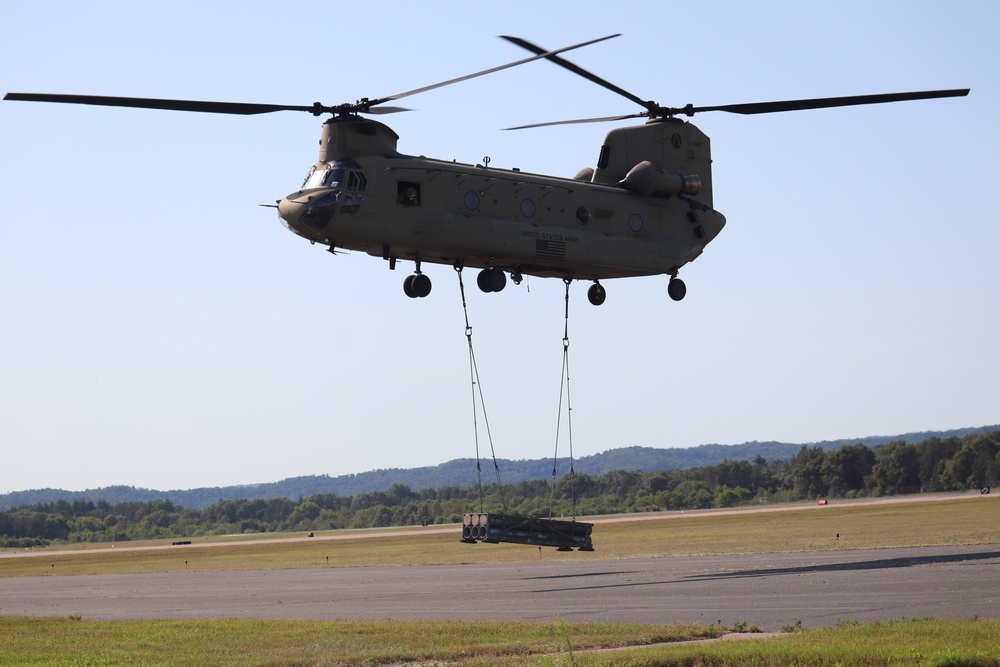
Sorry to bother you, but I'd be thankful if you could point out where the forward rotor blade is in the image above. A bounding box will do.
[505,112,646,131]
[366,105,411,115]
[500,35,652,112]
[689,89,970,116]
[371,34,621,106]
[3,92,318,115]
[6,36,621,117]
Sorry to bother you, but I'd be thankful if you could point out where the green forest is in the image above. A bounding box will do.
[2,432,997,548]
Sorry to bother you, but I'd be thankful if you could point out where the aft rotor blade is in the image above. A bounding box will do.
[371,34,621,106]
[690,89,970,116]
[505,112,646,130]
[500,35,653,112]
[3,92,319,115]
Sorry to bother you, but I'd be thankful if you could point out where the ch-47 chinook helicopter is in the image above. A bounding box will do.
[5,35,968,306]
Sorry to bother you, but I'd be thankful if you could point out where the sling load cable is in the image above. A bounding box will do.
[456,270,594,551]
[454,262,506,515]
[550,278,578,520]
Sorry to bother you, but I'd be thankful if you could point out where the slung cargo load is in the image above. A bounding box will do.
[461,513,594,551]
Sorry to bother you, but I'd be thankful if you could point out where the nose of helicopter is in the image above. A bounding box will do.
[277,196,304,232]
[277,190,337,238]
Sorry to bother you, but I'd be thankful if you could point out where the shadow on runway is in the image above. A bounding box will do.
[683,550,1000,581]
[527,550,1000,594]
[523,571,640,581]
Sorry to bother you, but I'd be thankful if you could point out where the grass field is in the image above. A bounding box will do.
[1,494,996,577]
[1,614,998,665]
[1,494,998,665]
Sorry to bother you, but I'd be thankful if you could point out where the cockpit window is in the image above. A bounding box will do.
[301,167,318,189]
[301,161,365,191]
[347,171,368,192]
[323,169,346,188]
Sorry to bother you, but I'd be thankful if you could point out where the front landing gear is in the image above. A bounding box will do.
[404,262,432,298]
[477,267,506,293]
[403,273,432,298]
[667,277,686,302]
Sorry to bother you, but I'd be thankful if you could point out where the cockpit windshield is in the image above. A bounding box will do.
[294,160,368,220]
[300,160,366,191]
[302,167,343,190]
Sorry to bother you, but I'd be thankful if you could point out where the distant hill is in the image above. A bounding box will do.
[3,425,996,510]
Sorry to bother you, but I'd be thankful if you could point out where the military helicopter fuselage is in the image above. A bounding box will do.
[4,34,967,306]
[276,115,723,302]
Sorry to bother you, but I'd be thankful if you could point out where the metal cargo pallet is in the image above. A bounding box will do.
[461,512,594,551]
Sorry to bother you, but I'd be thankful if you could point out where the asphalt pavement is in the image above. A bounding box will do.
[2,544,997,630]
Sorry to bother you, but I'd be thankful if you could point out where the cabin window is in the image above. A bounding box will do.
[397,181,421,207]
[464,191,480,210]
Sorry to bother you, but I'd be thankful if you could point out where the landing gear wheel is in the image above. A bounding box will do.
[404,273,432,298]
[490,269,506,293]
[668,278,686,302]
[587,282,607,306]
[411,273,432,298]
[476,268,491,292]
[477,268,506,293]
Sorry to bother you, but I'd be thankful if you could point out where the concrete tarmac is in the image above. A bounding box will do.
[2,544,997,630]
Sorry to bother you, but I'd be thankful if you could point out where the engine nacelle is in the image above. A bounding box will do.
[620,161,701,198]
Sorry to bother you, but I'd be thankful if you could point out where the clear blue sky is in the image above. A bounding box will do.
[2,1,997,494]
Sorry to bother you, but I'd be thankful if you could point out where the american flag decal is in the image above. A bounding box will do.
[535,238,566,261]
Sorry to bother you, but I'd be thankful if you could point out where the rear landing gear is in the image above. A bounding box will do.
[587,282,607,306]
[667,277,686,301]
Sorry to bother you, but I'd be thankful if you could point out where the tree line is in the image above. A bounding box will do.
[2,431,997,547]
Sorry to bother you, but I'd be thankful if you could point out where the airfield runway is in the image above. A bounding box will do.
[2,544,997,630]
